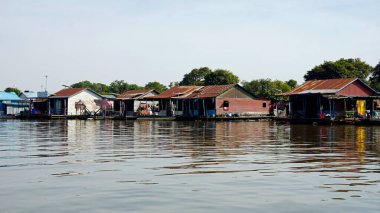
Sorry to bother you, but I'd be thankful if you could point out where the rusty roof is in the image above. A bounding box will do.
[149,86,202,99]
[187,84,235,98]
[283,78,358,95]
[117,90,155,100]
[50,88,86,98]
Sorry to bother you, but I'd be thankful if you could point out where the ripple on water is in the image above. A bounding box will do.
[0,120,379,212]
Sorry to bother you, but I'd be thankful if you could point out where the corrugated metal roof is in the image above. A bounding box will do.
[21,91,49,99]
[0,92,21,101]
[21,91,38,99]
[102,94,117,99]
[117,90,153,100]
[283,78,357,95]
[37,91,49,98]
[149,86,202,99]
[297,89,339,94]
[50,88,86,98]
[187,84,235,98]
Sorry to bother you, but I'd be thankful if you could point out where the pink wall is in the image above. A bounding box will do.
[216,98,270,115]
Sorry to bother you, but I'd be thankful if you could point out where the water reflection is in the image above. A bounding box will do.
[0,120,379,212]
[288,124,380,201]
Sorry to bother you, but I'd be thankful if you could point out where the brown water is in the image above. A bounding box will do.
[0,120,379,212]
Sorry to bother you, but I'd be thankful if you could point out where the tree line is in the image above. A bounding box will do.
[4,58,380,99]
[70,80,168,94]
[68,67,297,99]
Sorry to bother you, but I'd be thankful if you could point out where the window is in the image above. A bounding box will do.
[223,101,229,111]
[262,102,267,108]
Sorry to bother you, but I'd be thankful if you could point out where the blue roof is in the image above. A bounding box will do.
[21,91,38,99]
[20,91,49,99]
[0,92,21,101]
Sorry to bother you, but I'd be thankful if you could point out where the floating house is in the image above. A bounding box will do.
[147,86,202,116]
[115,90,159,116]
[49,88,103,116]
[19,90,49,100]
[0,92,28,116]
[282,78,380,120]
[148,84,270,117]
[19,90,50,116]
[93,94,118,116]
[101,94,117,101]
[184,84,270,117]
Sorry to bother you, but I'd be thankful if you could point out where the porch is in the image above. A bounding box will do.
[289,94,380,120]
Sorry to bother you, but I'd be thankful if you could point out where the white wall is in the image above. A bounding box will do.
[133,91,159,112]
[67,90,102,115]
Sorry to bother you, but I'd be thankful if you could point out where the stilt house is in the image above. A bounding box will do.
[19,90,50,116]
[114,90,159,116]
[49,88,103,116]
[147,86,202,116]
[149,84,270,117]
[282,78,380,119]
[0,92,28,116]
[184,84,270,117]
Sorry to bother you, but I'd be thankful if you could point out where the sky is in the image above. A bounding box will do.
[0,0,379,92]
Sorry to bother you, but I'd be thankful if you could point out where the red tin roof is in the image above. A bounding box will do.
[187,84,235,98]
[149,86,202,99]
[283,78,358,95]
[117,90,153,100]
[50,88,86,98]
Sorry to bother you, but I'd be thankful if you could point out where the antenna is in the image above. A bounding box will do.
[44,75,48,92]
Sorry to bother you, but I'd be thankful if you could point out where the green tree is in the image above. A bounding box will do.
[304,58,372,81]
[242,79,271,98]
[369,60,380,91]
[71,80,93,89]
[4,87,22,96]
[71,81,109,94]
[92,83,110,94]
[169,82,179,88]
[286,79,298,89]
[108,80,144,93]
[179,67,212,86]
[109,80,129,94]
[242,79,265,98]
[271,80,291,94]
[127,84,144,91]
[145,81,167,93]
[242,79,292,99]
[204,69,239,85]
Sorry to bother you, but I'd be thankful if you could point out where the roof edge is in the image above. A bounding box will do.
[50,88,103,98]
[335,77,359,93]
[217,84,258,99]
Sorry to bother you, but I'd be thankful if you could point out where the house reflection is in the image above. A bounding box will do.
[27,120,69,158]
[289,124,380,174]
[143,121,290,159]
[290,125,380,153]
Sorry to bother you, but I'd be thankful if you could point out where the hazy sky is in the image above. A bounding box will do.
[1,0,379,92]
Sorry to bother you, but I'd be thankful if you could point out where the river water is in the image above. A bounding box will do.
[0,120,379,212]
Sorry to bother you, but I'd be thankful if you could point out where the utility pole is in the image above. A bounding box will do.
[44,75,48,92]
